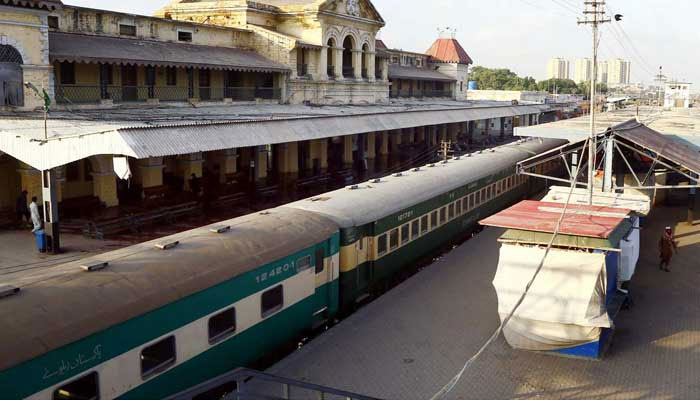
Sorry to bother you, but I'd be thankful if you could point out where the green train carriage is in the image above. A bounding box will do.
[0,209,340,400]
[284,138,565,309]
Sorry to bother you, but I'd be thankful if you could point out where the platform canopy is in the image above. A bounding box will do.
[516,119,700,191]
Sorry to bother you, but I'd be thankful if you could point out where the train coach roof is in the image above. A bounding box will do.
[282,138,566,228]
[0,208,338,371]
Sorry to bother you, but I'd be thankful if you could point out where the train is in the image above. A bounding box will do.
[0,137,564,399]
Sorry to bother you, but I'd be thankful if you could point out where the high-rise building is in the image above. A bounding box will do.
[546,58,570,80]
[597,60,608,85]
[608,59,631,86]
[574,58,592,83]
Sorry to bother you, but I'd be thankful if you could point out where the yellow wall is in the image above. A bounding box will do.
[0,156,21,210]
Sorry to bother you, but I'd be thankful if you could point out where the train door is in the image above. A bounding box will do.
[356,235,370,293]
[313,245,331,323]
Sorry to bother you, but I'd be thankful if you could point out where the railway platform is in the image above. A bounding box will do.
[265,205,700,399]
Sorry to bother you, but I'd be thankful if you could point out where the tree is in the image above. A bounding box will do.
[469,66,539,91]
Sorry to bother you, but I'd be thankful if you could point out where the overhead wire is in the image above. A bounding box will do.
[428,137,591,400]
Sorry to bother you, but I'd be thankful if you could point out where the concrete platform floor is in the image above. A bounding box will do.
[266,205,700,400]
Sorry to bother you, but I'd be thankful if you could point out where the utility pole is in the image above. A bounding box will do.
[655,65,666,107]
[578,1,611,203]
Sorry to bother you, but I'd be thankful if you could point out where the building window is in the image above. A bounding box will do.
[389,228,399,249]
[53,372,99,400]
[401,224,409,244]
[315,248,324,274]
[421,215,429,234]
[431,211,438,229]
[141,336,176,379]
[261,285,283,318]
[411,220,419,240]
[178,31,193,42]
[439,207,446,224]
[208,307,236,344]
[60,61,75,85]
[48,16,59,29]
[166,67,177,86]
[119,24,136,36]
[377,234,387,255]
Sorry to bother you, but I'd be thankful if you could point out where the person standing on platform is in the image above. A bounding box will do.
[659,226,679,272]
[15,190,30,228]
[29,196,42,233]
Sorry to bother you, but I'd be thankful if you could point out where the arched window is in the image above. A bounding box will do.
[0,45,24,106]
[326,38,336,78]
[361,43,369,79]
[342,36,355,78]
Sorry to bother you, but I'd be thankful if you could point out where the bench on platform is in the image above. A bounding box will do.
[83,201,202,240]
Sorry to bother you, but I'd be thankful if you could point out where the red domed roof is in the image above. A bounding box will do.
[426,38,473,65]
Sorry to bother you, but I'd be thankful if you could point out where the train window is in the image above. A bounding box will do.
[439,207,446,224]
[497,180,503,194]
[456,199,462,215]
[315,248,324,274]
[469,193,475,210]
[462,197,467,213]
[389,229,399,249]
[53,371,99,400]
[430,211,438,229]
[401,224,409,244]
[141,336,176,379]
[208,307,236,344]
[448,203,455,219]
[377,234,387,255]
[421,215,429,234]
[297,255,312,272]
[486,186,492,200]
[411,220,419,239]
[261,285,284,318]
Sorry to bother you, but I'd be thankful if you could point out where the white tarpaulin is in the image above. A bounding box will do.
[493,244,612,351]
[619,217,640,282]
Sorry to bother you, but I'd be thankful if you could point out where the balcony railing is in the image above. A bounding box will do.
[390,89,452,99]
[55,85,281,104]
[343,66,355,78]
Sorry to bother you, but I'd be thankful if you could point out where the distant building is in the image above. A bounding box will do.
[597,61,608,85]
[547,58,570,80]
[574,58,592,83]
[664,82,692,108]
[608,59,631,86]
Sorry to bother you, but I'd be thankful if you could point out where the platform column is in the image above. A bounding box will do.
[40,169,60,253]
[255,146,268,181]
[135,157,165,193]
[92,171,118,208]
[178,153,204,191]
[309,139,328,173]
[277,142,299,181]
[367,132,376,159]
[17,163,43,203]
[215,149,238,184]
[342,135,354,168]
[449,123,459,142]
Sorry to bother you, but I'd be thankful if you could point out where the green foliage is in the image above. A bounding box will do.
[469,66,609,96]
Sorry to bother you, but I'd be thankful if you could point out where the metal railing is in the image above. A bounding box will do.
[389,89,452,99]
[165,368,383,400]
[55,85,280,104]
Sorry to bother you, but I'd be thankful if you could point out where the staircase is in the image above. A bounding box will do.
[165,368,383,400]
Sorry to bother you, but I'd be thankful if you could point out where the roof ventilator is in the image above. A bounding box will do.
[0,286,20,299]
[348,185,359,190]
[81,261,109,272]
[393,172,402,177]
[156,240,180,250]
[490,149,496,153]
[260,211,271,215]
[428,163,436,167]
[372,178,381,183]
[478,150,484,154]
[210,226,231,234]
[466,153,472,157]
[455,156,461,160]
[413,167,420,172]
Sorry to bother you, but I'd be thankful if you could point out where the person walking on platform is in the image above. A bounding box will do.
[29,196,42,233]
[659,226,678,272]
[15,190,30,228]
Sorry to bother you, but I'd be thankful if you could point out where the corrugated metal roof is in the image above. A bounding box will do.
[0,103,553,170]
[388,65,455,82]
[283,139,565,228]
[49,32,290,73]
[426,38,473,65]
[480,200,631,239]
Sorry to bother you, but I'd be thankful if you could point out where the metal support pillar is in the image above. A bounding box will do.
[41,169,60,254]
[603,137,614,192]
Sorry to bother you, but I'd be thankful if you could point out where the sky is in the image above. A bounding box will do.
[63,0,699,86]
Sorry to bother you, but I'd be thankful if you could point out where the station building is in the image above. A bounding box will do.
[0,0,569,248]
